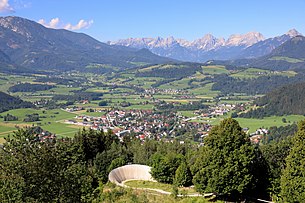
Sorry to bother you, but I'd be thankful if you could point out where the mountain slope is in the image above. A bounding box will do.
[251,35,305,70]
[109,32,265,62]
[238,29,301,59]
[110,30,302,63]
[239,82,305,118]
[0,91,34,113]
[0,16,174,72]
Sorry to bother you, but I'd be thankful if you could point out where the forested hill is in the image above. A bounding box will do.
[251,35,305,71]
[239,82,305,118]
[0,91,33,113]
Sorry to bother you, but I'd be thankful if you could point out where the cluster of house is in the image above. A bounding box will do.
[195,103,236,117]
[209,103,236,116]
[34,130,57,142]
[249,128,269,144]
[65,106,85,112]
[65,109,212,141]
[144,88,188,95]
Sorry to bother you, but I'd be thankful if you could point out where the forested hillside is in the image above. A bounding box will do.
[0,16,174,73]
[0,91,33,113]
[239,82,305,118]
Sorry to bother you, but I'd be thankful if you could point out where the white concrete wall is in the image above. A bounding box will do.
[108,164,154,186]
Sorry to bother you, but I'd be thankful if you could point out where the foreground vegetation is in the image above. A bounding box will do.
[0,118,304,202]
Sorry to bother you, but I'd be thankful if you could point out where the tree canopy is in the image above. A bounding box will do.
[192,118,265,200]
[280,120,305,202]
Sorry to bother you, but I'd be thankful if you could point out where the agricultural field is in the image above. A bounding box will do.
[0,63,304,143]
[269,56,304,63]
[0,108,78,142]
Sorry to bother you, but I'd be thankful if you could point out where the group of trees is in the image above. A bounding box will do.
[0,118,305,202]
[0,91,33,113]
[209,73,305,95]
[144,118,305,202]
[53,92,103,103]
[9,83,55,93]
[135,64,202,79]
[0,128,127,202]
[240,82,305,118]
[3,113,18,121]
[23,113,40,122]
[261,124,297,144]
[155,100,207,111]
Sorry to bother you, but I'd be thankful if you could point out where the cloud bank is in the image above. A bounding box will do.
[38,18,93,31]
[0,0,14,13]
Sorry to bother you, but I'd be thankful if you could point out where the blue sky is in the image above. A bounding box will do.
[1,0,305,42]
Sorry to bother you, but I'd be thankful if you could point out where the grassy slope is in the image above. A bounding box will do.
[0,108,79,140]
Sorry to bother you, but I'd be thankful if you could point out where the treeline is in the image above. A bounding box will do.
[34,77,80,86]
[9,83,55,92]
[1,119,305,202]
[261,124,297,144]
[53,92,103,102]
[210,73,305,95]
[0,91,33,113]
[151,78,177,88]
[3,113,18,121]
[239,82,305,118]
[136,65,202,79]
[155,101,207,111]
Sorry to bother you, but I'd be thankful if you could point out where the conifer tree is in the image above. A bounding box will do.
[174,161,192,187]
[280,120,305,202]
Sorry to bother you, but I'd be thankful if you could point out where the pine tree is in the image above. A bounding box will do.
[280,120,305,202]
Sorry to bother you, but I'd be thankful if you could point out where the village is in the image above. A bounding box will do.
[62,100,267,144]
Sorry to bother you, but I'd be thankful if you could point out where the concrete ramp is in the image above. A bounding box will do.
[108,164,154,186]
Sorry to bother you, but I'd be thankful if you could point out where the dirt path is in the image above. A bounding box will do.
[120,180,213,197]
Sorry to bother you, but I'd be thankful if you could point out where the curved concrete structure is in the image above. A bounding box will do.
[108,164,155,186]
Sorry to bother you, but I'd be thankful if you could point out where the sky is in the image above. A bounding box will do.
[0,0,305,42]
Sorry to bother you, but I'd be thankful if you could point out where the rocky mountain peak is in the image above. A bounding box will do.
[286,29,302,37]
[226,32,265,47]
[0,16,45,39]
[191,34,225,50]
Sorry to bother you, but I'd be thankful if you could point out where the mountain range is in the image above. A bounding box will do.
[0,16,304,74]
[0,16,174,73]
[109,29,302,62]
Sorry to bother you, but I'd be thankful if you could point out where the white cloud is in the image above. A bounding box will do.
[0,0,14,13]
[38,18,93,31]
[64,19,94,31]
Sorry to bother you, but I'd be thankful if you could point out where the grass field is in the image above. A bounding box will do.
[189,83,220,98]
[0,108,79,139]
[102,183,216,203]
[202,65,229,75]
[269,56,304,63]
[231,68,270,79]
[159,78,191,89]
[179,111,196,117]
[208,115,305,133]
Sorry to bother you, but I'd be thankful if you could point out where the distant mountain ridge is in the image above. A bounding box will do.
[250,35,305,70]
[0,16,175,73]
[209,35,305,71]
[109,29,302,62]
